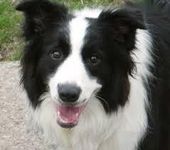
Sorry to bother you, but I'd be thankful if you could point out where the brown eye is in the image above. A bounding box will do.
[89,55,101,66]
[50,49,63,60]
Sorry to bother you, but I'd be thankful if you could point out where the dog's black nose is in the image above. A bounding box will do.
[58,84,81,103]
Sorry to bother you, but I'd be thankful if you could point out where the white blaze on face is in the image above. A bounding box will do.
[49,17,101,104]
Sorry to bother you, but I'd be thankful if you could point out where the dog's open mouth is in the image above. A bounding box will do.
[56,103,86,128]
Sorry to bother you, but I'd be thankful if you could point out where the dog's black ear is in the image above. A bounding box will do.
[98,7,145,34]
[98,7,145,50]
[16,0,68,40]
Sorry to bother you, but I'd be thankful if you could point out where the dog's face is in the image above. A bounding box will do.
[17,0,145,128]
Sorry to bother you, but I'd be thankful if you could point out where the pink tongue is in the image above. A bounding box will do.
[57,105,84,125]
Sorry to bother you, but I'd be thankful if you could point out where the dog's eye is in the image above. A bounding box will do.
[50,49,63,60]
[88,55,101,66]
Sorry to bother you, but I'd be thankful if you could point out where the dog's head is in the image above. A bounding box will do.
[17,0,145,128]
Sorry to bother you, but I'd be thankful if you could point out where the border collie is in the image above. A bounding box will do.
[16,0,170,149]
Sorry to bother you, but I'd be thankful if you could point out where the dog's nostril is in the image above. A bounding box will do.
[58,84,81,103]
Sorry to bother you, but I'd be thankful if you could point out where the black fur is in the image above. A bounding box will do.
[138,3,170,150]
[82,7,145,112]
[16,0,71,107]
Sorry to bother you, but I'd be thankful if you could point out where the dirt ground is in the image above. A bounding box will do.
[0,62,49,150]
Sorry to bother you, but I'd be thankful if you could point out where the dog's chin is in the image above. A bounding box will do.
[55,101,87,129]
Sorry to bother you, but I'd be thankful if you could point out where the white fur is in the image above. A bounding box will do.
[49,17,101,104]
[74,8,102,18]
[26,9,153,150]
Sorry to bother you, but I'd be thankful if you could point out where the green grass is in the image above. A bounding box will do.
[0,0,23,61]
[0,0,120,61]
[56,0,118,9]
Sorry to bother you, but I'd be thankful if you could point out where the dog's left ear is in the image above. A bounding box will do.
[98,7,145,50]
[16,0,68,40]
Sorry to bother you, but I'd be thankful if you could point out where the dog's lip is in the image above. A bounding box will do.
[57,99,87,106]
[55,100,87,128]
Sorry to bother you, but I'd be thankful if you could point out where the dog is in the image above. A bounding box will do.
[16,0,170,149]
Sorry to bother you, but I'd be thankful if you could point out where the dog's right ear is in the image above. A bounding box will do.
[16,0,68,40]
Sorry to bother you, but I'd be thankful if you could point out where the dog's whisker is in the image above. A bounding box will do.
[95,95,110,111]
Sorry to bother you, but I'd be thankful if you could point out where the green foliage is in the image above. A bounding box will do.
[0,0,23,60]
[55,0,115,9]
